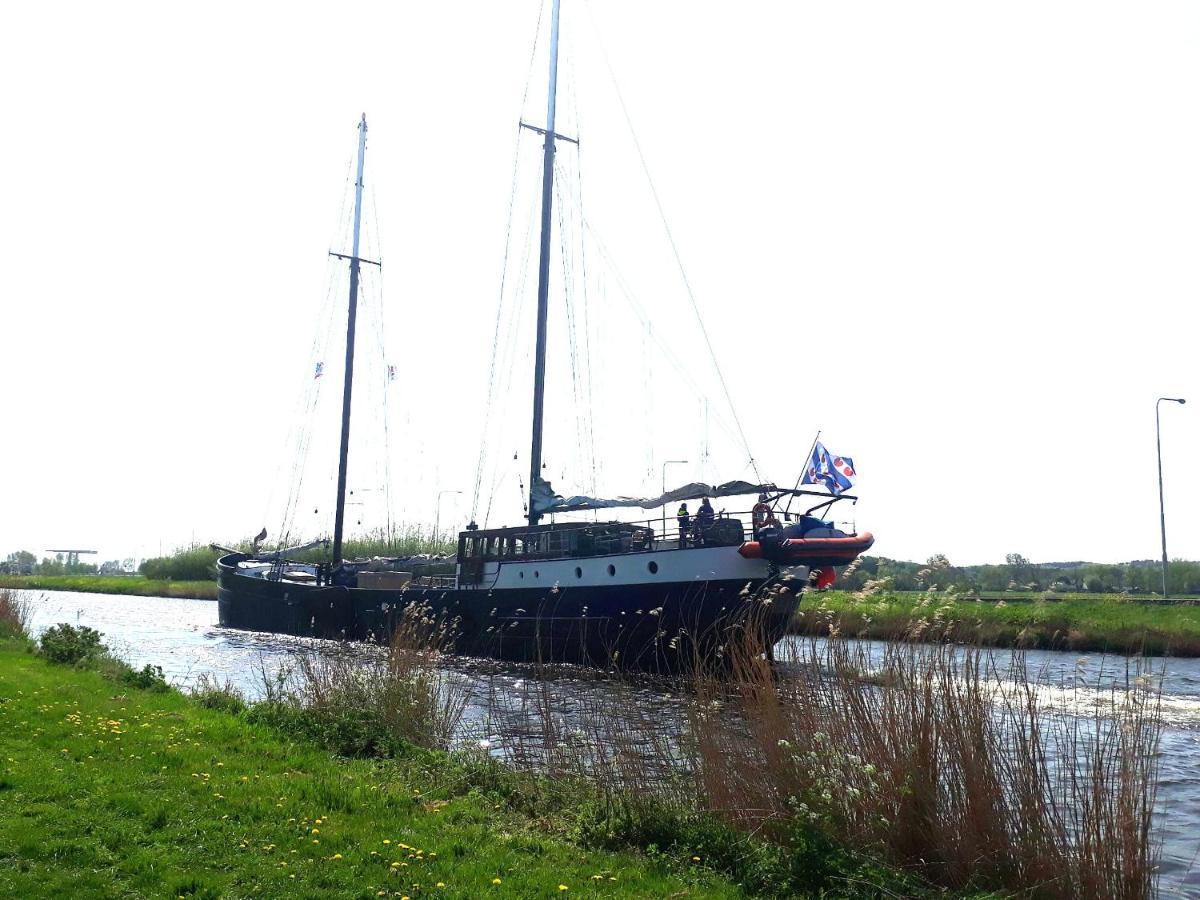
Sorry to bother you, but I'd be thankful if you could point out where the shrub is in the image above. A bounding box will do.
[139,546,221,582]
[38,623,106,664]
[122,663,169,692]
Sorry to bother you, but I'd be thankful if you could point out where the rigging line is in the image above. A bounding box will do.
[482,172,541,528]
[367,182,394,543]
[572,100,599,496]
[568,209,746,450]
[276,253,344,542]
[469,0,548,521]
[553,160,588,491]
[582,0,762,482]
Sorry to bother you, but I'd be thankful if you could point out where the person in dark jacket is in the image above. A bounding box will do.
[695,497,715,544]
[676,503,691,547]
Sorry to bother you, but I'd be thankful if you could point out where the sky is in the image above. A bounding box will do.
[1,0,1198,567]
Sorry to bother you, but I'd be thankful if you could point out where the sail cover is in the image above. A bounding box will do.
[531,478,782,515]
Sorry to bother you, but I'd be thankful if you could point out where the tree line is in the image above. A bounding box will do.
[838,553,1200,596]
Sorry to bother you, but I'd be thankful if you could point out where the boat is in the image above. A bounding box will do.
[216,1,875,670]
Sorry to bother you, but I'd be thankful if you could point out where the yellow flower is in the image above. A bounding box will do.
[332,853,343,860]
[692,856,701,862]
[436,883,445,889]
[559,886,569,892]
[311,828,320,834]
[383,839,392,845]
[492,878,502,885]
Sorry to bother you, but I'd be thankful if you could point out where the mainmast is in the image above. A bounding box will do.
[332,114,369,565]
[526,0,563,526]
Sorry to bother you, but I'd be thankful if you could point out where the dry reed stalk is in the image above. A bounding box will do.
[483,589,1162,898]
[267,602,468,752]
[682,627,1162,899]
[0,588,32,638]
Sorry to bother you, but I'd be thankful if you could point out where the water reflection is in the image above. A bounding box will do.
[20,590,1200,896]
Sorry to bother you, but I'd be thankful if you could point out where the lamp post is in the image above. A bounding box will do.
[434,490,462,548]
[661,460,689,538]
[1156,397,1186,598]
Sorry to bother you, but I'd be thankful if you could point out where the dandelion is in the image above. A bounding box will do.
[436,882,445,888]
[692,856,701,862]
[492,878,502,885]
[332,853,343,860]
[559,886,569,892]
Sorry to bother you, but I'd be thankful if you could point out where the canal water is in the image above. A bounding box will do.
[21,590,1200,895]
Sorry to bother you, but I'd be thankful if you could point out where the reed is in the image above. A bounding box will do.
[250,602,467,755]
[687,632,1160,898]
[0,587,31,639]
[483,608,1163,899]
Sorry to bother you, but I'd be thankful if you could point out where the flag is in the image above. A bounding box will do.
[800,441,857,495]
[387,364,396,383]
[314,361,324,379]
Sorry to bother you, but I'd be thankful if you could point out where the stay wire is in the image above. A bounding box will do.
[470,0,548,523]
[583,0,762,482]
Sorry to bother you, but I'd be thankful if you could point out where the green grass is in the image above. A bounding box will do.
[0,642,747,899]
[0,575,217,600]
[795,589,1200,655]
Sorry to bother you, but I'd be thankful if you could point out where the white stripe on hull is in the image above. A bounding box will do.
[460,544,781,591]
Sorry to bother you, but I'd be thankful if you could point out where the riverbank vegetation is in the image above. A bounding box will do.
[0,592,1164,898]
[0,632,744,897]
[0,574,217,600]
[838,554,1200,596]
[796,586,1200,656]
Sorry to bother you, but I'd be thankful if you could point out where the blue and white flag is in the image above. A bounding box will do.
[801,441,857,495]
[314,361,324,379]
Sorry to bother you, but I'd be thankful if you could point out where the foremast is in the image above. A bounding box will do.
[526,0,563,526]
[332,114,369,565]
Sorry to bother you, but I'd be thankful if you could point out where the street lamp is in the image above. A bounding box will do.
[434,490,462,548]
[661,460,689,538]
[1156,397,1186,599]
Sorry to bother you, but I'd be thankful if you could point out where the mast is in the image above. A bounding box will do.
[332,114,369,565]
[527,0,563,526]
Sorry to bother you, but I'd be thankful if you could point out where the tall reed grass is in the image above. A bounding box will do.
[251,602,466,755]
[482,613,1163,899]
[0,588,31,639]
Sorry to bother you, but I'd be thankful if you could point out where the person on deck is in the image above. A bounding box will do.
[752,493,780,537]
[695,497,715,544]
[676,503,691,548]
[752,493,772,535]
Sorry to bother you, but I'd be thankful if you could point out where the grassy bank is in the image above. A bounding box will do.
[0,643,747,899]
[0,575,217,600]
[795,588,1200,655]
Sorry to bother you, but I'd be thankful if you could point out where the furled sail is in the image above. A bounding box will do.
[530,477,781,515]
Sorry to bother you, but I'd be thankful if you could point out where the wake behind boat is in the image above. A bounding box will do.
[217,1,874,670]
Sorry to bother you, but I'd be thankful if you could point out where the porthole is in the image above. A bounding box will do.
[607,564,616,576]
[519,571,525,579]
[575,567,583,579]
[534,570,540,579]
[648,561,659,574]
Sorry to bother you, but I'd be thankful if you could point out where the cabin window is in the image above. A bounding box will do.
[519,571,525,579]
[534,570,540,579]
[607,564,616,576]
[647,561,659,574]
[575,566,582,579]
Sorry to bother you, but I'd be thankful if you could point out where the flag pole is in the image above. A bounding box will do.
[783,429,821,517]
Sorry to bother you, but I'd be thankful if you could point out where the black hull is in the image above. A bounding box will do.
[217,555,796,671]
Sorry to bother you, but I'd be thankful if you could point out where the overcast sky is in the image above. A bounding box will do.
[2,1,1198,566]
